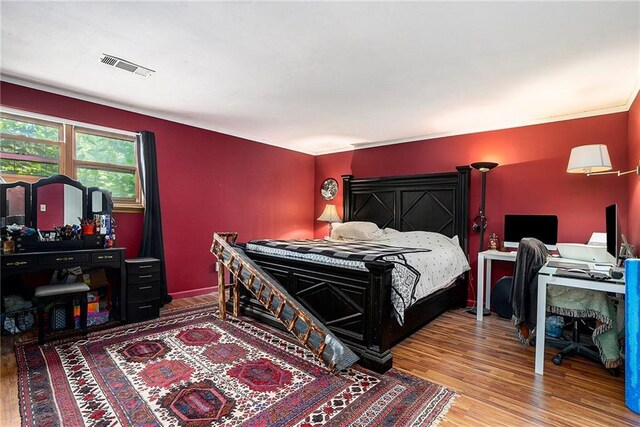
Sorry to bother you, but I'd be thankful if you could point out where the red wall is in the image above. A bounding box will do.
[1,82,315,298]
[314,113,631,303]
[628,91,640,250]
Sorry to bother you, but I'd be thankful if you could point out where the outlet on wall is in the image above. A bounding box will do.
[40,204,46,212]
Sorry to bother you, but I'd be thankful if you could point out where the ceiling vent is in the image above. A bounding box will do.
[100,54,155,77]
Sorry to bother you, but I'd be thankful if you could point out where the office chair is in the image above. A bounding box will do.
[548,318,601,365]
[545,288,620,376]
[509,237,620,374]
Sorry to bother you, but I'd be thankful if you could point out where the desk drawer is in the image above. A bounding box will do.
[128,282,161,302]
[127,301,160,323]
[92,251,120,264]
[39,253,90,267]
[128,271,161,284]
[1,255,38,269]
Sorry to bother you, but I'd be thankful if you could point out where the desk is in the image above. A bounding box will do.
[1,248,127,322]
[535,263,625,375]
[476,250,517,321]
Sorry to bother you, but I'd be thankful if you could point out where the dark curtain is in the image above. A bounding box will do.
[136,131,171,304]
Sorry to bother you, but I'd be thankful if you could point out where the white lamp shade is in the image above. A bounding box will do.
[317,204,342,223]
[567,144,612,174]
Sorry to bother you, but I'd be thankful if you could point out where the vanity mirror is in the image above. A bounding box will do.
[88,187,114,215]
[0,181,31,230]
[31,175,87,230]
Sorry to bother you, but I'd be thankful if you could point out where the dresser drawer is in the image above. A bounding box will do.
[126,258,160,275]
[128,282,161,302]
[127,301,160,323]
[39,253,90,267]
[91,251,120,264]
[1,255,38,269]
[128,270,161,284]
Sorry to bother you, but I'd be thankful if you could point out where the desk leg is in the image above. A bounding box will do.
[485,259,492,310]
[477,254,485,322]
[535,275,547,375]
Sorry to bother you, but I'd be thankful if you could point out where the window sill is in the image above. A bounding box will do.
[113,204,144,214]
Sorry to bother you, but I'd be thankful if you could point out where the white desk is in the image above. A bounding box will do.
[476,250,517,321]
[535,263,625,375]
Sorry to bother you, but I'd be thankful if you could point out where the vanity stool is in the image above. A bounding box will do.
[35,283,89,344]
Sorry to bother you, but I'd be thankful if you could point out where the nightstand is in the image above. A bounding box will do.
[125,257,161,323]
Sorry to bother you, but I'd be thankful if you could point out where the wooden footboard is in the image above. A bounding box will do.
[231,247,467,373]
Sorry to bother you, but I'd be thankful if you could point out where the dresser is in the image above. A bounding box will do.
[125,257,161,323]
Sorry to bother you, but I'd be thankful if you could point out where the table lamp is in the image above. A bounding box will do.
[317,204,341,237]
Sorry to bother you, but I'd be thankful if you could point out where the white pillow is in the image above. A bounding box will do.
[384,228,400,234]
[331,221,384,241]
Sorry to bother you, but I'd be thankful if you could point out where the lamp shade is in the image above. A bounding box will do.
[317,204,341,223]
[567,144,612,174]
[470,161,499,172]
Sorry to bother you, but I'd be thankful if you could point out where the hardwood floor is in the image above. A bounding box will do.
[2,293,638,426]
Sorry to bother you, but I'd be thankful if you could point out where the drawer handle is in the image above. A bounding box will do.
[139,305,152,309]
[6,261,27,266]
[138,286,153,290]
[56,257,74,261]
[98,255,114,260]
[139,274,153,279]
[139,265,153,269]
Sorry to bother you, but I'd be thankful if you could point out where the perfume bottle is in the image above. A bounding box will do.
[3,236,15,254]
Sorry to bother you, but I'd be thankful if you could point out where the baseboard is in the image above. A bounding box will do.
[169,286,216,299]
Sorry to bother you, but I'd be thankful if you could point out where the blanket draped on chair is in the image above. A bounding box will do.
[509,238,548,344]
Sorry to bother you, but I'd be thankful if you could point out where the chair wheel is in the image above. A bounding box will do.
[552,354,563,365]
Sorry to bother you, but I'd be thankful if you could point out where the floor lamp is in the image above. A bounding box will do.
[467,161,499,316]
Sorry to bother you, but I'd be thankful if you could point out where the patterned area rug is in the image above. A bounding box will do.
[16,305,456,426]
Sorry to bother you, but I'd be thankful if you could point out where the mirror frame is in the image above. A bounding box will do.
[31,174,87,230]
[0,181,31,231]
[88,187,114,215]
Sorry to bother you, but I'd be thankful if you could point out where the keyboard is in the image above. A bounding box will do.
[554,268,611,281]
[547,260,589,270]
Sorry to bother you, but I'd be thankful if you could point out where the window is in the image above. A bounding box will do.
[0,114,63,178]
[0,111,142,211]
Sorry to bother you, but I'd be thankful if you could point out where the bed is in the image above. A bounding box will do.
[232,166,471,372]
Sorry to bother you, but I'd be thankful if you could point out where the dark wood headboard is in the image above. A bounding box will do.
[342,166,470,254]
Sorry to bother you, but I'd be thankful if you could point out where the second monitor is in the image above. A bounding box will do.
[504,214,559,250]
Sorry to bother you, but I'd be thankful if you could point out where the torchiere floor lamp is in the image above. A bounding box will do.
[467,161,499,316]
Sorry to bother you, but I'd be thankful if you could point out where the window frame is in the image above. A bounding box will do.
[0,110,143,212]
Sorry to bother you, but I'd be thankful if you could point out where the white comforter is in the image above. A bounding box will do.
[375,231,470,323]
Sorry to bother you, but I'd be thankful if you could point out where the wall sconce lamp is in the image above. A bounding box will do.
[567,144,640,176]
[317,204,342,237]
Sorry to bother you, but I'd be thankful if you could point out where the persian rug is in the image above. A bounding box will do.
[16,305,456,426]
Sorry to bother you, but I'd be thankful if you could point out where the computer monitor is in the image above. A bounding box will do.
[606,203,622,266]
[504,214,559,250]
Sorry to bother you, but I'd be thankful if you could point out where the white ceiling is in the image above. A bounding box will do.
[1,1,639,155]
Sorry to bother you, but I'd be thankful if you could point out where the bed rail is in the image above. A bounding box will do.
[210,232,358,372]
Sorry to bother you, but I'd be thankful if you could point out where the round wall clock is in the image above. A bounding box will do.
[321,178,338,200]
